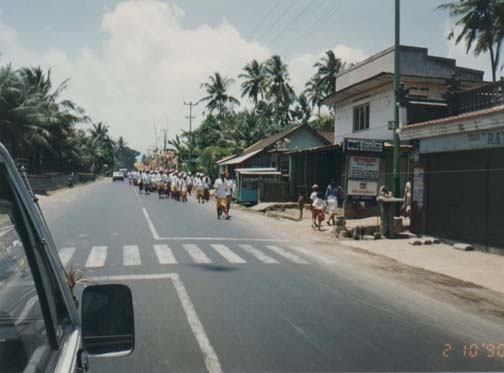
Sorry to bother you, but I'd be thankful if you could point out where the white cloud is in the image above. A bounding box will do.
[288,44,368,95]
[0,0,367,152]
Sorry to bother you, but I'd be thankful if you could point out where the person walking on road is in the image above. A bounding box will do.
[298,193,305,221]
[214,173,229,219]
[224,171,235,216]
[325,179,343,226]
[203,175,211,203]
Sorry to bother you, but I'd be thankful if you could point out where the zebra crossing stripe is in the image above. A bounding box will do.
[123,245,141,266]
[210,244,246,264]
[58,247,76,268]
[238,244,278,263]
[85,246,108,268]
[265,245,309,264]
[183,244,212,263]
[154,244,177,264]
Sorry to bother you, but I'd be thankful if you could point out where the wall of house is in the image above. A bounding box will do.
[336,46,483,92]
[335,86,395,143]
[286,128,327,150]
[334,81,448,144]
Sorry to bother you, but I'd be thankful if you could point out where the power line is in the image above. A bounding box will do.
[269,0,320,49]
[255,0,297,43]
[282,0,348,53]
[247,0,281,41]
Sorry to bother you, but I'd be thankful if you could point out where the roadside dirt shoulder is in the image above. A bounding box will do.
[232,205,504,327]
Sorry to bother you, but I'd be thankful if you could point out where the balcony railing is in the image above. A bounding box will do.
[456,80,504,114]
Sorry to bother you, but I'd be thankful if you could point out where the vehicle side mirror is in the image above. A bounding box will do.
[81,284,134,356]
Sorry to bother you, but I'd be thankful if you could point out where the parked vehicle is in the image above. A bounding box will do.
[0,143,135,372]
[112,171,125,182]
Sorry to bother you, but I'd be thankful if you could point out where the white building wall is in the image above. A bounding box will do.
[334,81,447,144]
[335,87,395,144]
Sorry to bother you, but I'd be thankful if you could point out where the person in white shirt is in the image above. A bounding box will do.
[224,171,235,214]
[312,190,325,231]
[181,176,188,202]
[310,184,320,227]
[213,173,229,219]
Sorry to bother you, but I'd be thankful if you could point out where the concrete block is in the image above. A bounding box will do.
[453,243,474,251]
[338,231,349,239]
[363,235,375,241]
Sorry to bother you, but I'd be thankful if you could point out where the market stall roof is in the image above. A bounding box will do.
[217,148,263,166]
[236,170,281,176]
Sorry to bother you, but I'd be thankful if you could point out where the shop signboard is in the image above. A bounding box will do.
[347,180,378,196]
[348,156,380,180]
[344,138,384,153]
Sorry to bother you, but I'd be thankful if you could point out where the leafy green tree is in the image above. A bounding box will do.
[239,59,267,106]
[291,94,312,125]
[200,72,240,120]
[265,55,295,126]
[304,74,325,117]
[439,0,504,81]
[314,50,346,94]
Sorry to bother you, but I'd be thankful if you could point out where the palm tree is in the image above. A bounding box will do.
[304,74,325,118]
[265,55,295,126]
[200,72,240,119]
[239,60,267,105]
[232,110,268,148]
[291,94,312,125]
[167,134,187,169]
[439,0,504,82]
[314,50,346,94]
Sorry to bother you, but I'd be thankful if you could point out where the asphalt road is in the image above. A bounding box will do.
[42,180,504,372]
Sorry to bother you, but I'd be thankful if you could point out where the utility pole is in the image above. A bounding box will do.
[184,100,200,171]
[393,0,401,197]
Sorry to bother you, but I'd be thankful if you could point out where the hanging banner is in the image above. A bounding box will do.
[412,167,424,206]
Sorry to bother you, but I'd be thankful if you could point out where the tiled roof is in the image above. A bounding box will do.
[317,131,334,143]
[404,105,504,130]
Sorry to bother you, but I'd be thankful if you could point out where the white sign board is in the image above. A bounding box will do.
[347,180,378,196]
[348,156,380,180]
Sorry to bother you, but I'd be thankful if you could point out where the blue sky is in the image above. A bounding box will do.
[0,0,492,151]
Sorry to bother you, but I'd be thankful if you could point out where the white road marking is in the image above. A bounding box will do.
[153,244,177,264]
[58,247,76,268]
[85,246,108,268]
[265,245,309,264]
[157,236,291,242]
[211,244,246,264]
[86,273,222,373]
[170,273,223,373]
[15,295,38,326]
[238,244,278,263]
[142,207,160,240]
[289,245,336,264]
[183,244,212,263]
[123,245,141,266]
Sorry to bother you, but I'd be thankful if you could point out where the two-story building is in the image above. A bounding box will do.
[316,45,485,217]
[401,80,504,252]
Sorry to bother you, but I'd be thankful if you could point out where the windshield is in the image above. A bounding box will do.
[1,0,504,372]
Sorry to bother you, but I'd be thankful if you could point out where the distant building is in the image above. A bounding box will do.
[216,123,331,179]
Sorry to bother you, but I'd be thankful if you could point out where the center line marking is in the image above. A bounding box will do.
[142,207,160,240]
[87,273,222,373]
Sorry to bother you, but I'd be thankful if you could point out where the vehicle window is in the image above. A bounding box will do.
[0,170,51,372]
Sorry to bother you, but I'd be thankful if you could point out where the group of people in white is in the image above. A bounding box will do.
[126,169,236,219]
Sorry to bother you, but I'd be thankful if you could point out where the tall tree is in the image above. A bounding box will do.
[200,72,240,119]
[314,50,346,94]
[239,59,267,105]
[304,74,326,118]
[439,0,504,82]
[265,55,295,126]
[291,94,312,125]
